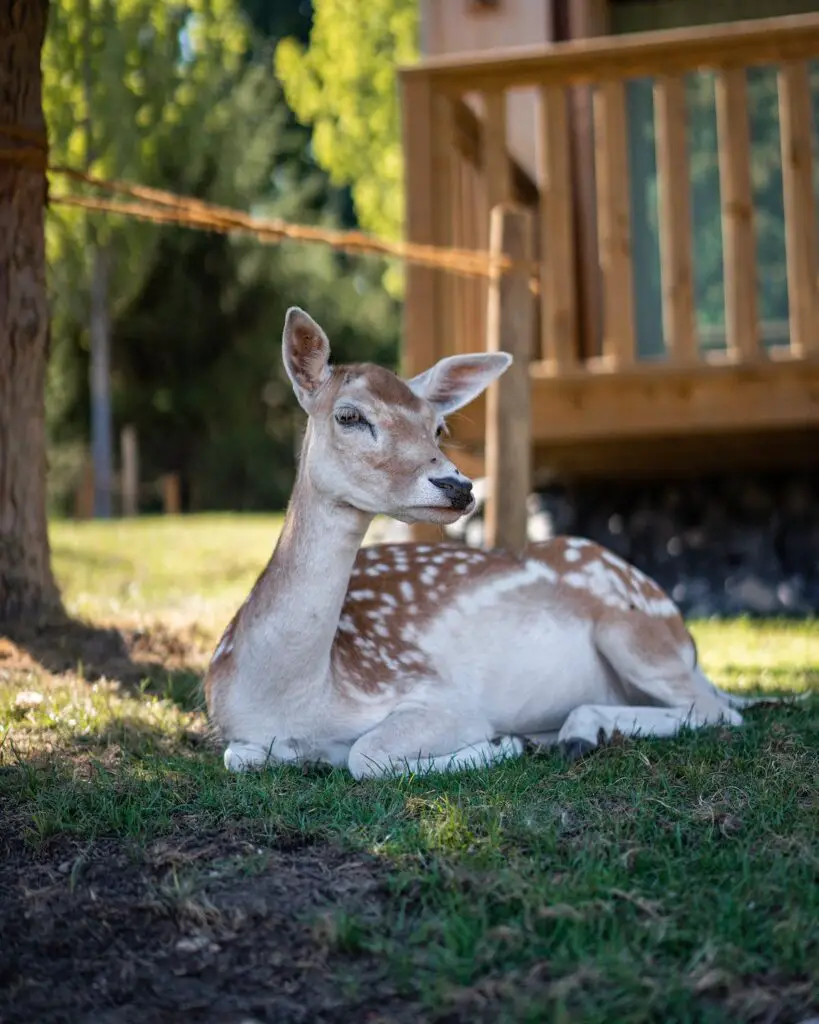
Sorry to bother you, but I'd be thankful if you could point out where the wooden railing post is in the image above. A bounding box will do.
[484,203,533,554]
[401,69,444,543]
[715,67,761,362]
[484,91,511,207]
[778,61,818,358]
[537,84,578,370]
[161,473,181,515]
[654,75,697,363]
[593,80,636,367]
[120,424,138,518]
[74,456,94,520]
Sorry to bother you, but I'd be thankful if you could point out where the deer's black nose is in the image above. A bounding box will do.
[429,475,473,511]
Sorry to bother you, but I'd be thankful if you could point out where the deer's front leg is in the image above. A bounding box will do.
[347,707,523,779]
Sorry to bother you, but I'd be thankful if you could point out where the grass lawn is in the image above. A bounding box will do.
[1,514,818,1023]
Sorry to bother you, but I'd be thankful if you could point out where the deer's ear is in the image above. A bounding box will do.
[282,307,332,411]
[406,352,512,416]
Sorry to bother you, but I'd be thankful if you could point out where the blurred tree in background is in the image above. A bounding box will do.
[44,0,401,515]
[275,0,418,295]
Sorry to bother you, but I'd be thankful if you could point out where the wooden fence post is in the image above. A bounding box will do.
[483,203,533,554]
[74,456,95,520]
[120,425,139,518]
[161,473,181,515]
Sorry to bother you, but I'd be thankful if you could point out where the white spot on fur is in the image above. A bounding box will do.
[349,589,376,601]
[564,548,581,563]
[399,581,414,601]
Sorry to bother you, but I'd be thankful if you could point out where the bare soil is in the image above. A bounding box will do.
[0,825,412,1024]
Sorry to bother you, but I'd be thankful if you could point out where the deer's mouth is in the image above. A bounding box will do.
[410,501,475,523]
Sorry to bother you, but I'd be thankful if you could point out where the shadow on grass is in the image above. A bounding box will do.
[0,611,205,711]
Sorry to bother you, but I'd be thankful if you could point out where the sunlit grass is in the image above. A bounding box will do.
[49,513,284,630]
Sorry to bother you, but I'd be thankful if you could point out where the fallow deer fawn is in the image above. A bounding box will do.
[205,307,763,778]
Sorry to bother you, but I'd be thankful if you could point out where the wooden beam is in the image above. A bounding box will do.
[566,0,609,364]
[161,473,181,515]
[653,75,697,363]
[537,84,577,369]
[403,14,819,93]
[778,60,819,358]
[715,67,761,362]
[120,424,138,518]
[433,92,456,372]
[440,426,819,484]
[483,90,511,206]
[400,71,437,380]
[593,80,635,367]
[400,71,444,543]
[452,98,540,205]
[451,358,819,447]
[484,204,534,554]
[74,457,94,520]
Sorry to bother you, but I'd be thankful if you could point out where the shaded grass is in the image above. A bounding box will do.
[1,515,818,1022]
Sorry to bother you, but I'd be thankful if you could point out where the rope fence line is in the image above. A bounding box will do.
[0,131,543,291]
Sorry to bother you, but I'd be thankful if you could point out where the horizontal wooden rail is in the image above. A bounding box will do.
[400,13,819,92]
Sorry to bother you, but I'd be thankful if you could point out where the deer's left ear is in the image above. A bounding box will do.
[406,352,512,416]
[282,307,332,411]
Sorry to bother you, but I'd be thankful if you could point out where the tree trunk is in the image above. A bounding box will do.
[0,0,61,621]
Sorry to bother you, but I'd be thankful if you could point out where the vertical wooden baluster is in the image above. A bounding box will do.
[401,70,437,379]
[654,74,698,363]
[537,83,578,370]
[778,60,818,358]
[484,90,511,209]
[594,80,636,366]
[400,70,441,542]
[715,67,761,362]
[433,92,455,361]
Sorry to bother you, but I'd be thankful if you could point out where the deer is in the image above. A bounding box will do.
[204,306,765,779]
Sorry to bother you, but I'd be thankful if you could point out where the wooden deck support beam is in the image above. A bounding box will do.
[484,203,534,554]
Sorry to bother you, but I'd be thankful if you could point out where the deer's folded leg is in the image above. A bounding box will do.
[347,708,523,779]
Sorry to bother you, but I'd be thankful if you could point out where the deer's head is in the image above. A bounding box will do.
[283,307,511,525]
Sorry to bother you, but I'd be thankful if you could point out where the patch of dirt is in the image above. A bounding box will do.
[0,616,208,697]
[0,825,414,1024]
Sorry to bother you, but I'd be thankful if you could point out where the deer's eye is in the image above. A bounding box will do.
[335,407,364,427]
[435,423,446,440]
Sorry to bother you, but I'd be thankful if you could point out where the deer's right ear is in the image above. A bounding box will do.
[282,307,332,411]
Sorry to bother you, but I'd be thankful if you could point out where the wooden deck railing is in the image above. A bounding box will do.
[400,12,819,380]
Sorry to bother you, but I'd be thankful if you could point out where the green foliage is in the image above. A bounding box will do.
[275,0,418,244]
[42,0,401,515]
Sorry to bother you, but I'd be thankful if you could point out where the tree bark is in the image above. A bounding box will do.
[0,0,61,621]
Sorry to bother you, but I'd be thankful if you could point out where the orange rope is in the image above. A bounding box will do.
[0,136,542,288]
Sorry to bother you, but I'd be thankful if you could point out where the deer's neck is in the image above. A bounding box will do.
[240,453,371,687]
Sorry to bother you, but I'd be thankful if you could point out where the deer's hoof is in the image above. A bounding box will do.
[560,738,596,764]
